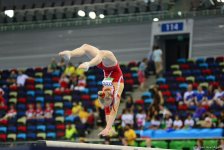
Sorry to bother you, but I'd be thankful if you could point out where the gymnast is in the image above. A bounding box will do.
[59,44,124,136]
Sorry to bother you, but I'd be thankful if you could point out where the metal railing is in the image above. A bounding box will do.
[0,9,223,32]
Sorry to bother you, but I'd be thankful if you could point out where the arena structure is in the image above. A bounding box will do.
[0,0,224,150]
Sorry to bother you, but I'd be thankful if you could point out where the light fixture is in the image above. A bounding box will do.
[99,14,105,19]
[78,10,85,17]
[177,11,182,16]
[4,10,14,18]
[89,11,96,19]
[153,18,159,22]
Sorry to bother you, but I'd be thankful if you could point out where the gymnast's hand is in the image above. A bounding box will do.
[78,62,90,71]
[58,50,71,61]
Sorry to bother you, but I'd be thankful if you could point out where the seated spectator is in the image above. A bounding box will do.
[65,123,78,141]
[59,73,70,90]
[125,95,134,110]
[44,103,54,119]
[173,115,183,129]
[198,113,213,128]
[17,70,31,87]
[193,103,206,119]
[0,104,17,121]
[205,85,215,100]
[72,102,82,117]
[135,108,147,129]
[159,105,172,118]
[138,58,148,90]
[184,114,194,128]
[26,104,36,120]
[150,115,160,129]
[122,124,137,146]
[218,111,224,128]
[36,103,44,119]
[213,86,224,107]
[79,107,89,124]
[183,84,194,106]
[194,85,206,105]
[121,108,134,128]
[7,70,17,85]
[47,57,58,73]
[164,114,173,129]
[70,73,78,89]
[64,62,76,76]
[74,75,86,91]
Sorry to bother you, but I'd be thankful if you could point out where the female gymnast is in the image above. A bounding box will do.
[59,44,124,136]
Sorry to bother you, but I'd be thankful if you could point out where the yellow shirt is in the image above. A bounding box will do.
[124,129,137,146]
[72,105,82,116]
[94,99,101,109]
[75,68,85,77]
[79,110,89,120]
[64,66,76,76]
[65,126,77,140]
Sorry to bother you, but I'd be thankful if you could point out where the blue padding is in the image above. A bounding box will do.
[53,83,60,88]
[35,78,43,83]
[90,94,98,100]
[17,133,26,139]
[36,97,44,103]
[27,91,35,96]
[143,122,151,130]
[55,109,64,116]
[37,125,46,131]
[47,132,56,138]
[0,127,7,133]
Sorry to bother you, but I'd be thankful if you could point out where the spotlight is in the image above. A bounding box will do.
[153,18,159,22]
[177,11,182,16]
[4,10,14,18]
[89,11,96,19]
[99,14,105,19]
[78,10,85,17]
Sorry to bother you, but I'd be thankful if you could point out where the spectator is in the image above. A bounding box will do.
[47,57,58,73]
[122,124,137,146]
[74,75,86,91]
[79,107,89,124]
[173,115,183,129]
[121,109,134,128]
[64,62,76,76]
[198,113,212,128]
[218,111,224,128]
[65,123,78,141]
[159,105,172,118]
[7,70,17,85]
[70,73,78,90]
[36,103,44,119]
[150,115,160,129]
[0,104,17,121]
[135,108,147,129]
[194,85,206,105]
[213,86,224,107]
[125,95,134,110]
[194,139,204,150]
[146,48,155,76]
[72,102,82,117]
[44,103,54,119]
[205,85,215,100]
[193,103,206,119]
[59,73,70,90]
[17,70,30,86]
[164,114,173,129]
[57,58,66,71]
[138,58,148,90]
[183,84,195,106]
[151,45,163,77]
[150,85,164,106]
[184,114,194,128]
[0,97,7,118]
[26,104,36,120]
[217,139,224,150]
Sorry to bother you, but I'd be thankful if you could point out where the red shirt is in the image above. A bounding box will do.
[97,62,123,83]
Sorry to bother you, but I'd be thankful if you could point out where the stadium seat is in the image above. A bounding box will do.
[46,132,56,139]
[17,133,26,141]
[7,133,16,141]
[0,127,7,133]
[37,132,46,140]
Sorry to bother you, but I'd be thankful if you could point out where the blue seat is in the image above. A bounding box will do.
[156,77,166,84]
[142,92,152,98]
[206,75,215,81]
[53,83,60,88]
[27,133,36,139]
[8,126,17,133]
[87,75,96,81]
[27,125,36,132]
[132,73,138,78]
[199,63,208,68]
[97,81,102,85]
[43,78,52,83]
[80,88,89,94]
[47,132,56,139]
[17,133,26,140]
[17,111,26,117]
[0,127,7,133]
[64,102,72,109]
[89,88,98,93]
[17,104,26,110]
[55,109,64,116]
[35,78,43,83]
[54,96,62,101]
[36,97,44,103]
[196,58,205,64]
[52,70,60,77]
[35,90,44,96]
[90,94,98,100]
[27,91,35,96]
[65,115,78,123]
[37,125,46,132]
[179,83,188,90]
[144,98,153,104]
[44,84,53,89]
[46,125,56,131]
